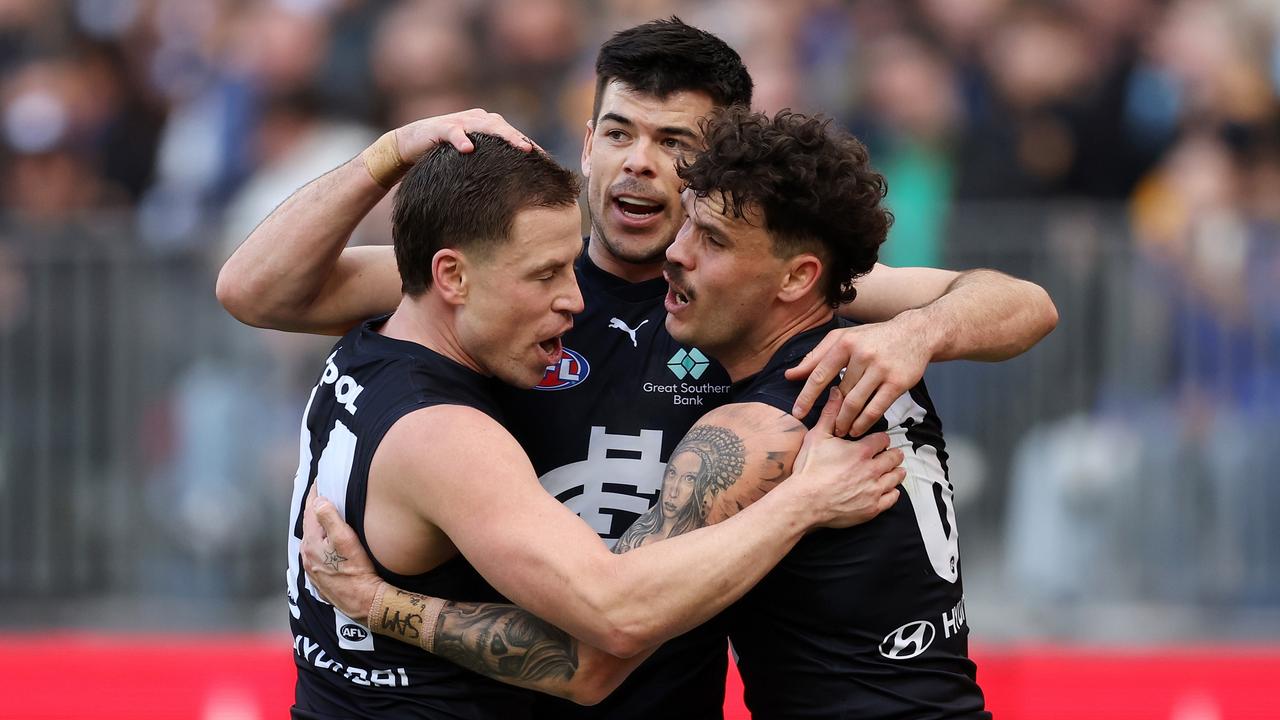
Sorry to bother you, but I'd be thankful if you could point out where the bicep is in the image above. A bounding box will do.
[840,263,958,323]
[384,410,619,633]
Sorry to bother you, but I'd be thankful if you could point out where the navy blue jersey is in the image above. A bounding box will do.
[726,319,989,720]
[496,248,734,719]
[286,318,533,720]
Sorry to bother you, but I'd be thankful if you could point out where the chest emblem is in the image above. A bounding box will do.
[608,317,650,347]
[666,347,710,380]
[536,347,590,390]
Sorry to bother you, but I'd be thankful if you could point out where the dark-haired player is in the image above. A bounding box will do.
[287,132,904,720]
[305,107,994,718]
[219,17,1055,719]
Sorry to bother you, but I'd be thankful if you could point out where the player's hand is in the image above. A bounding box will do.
[301,486,383,624]
[789,389,904,529]
[394,108,538,162]
[784,320,931,437]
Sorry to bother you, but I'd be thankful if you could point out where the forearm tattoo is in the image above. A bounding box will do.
[373,591,579,685]
[613,423,748,554]
[434,602,579,683]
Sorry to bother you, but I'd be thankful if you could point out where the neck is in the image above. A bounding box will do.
[587,233,665,283]
[379,295,487,376]
[717,298,833,383]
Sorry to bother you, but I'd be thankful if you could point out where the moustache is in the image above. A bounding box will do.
[610,177,661,200]
[663,262,695,300]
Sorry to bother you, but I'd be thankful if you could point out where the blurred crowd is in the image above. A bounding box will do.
[1,0,1278,256]
[2,0,1280,631]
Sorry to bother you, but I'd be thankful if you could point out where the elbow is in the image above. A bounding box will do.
[563,653,634,706]
[214,266,252,324]
[214,264,267,328]
[566,679,613,707]
[592,620,650,659]
[577,590,654,658]
[1030,283,1059,342]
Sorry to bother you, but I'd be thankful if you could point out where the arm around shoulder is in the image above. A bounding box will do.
[842,263,1058,361]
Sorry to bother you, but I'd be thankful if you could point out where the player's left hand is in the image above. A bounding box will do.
[784,320,931,438]
[301,486,384,624]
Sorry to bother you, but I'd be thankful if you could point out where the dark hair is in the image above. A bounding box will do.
[392,134,580,296]
[678,107,893,306]
[593,16,753,121]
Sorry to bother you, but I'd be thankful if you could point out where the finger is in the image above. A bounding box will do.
[876,487,902,513]
[302,491,325,543]
[479,115,535,152]
[314,496,347,541]
[303,486,325,543]
[834,367,878,436]
[872,446,905,471]
[880,453,911,481]
[783,340,824,381]
[811,387,843,436]
[446,125,475,153]
[788,351,846,419]
[849,385,901,438]
[856,431,891,457]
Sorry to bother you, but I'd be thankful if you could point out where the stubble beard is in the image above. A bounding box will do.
[588,204,671,268]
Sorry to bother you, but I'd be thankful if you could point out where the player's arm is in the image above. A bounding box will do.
[215,110,535,334]
[303,394,903,703]
[613,401,830,552]
[303,490,647,705]
[391,398,899,657]
[787,264,1058,435]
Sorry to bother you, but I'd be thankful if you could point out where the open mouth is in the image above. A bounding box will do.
[613,195,664,220]
[663,269,693,309]
[537,333,566,366]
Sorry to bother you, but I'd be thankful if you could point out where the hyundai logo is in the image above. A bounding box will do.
[340,624,369,642]
[878,620,935,660]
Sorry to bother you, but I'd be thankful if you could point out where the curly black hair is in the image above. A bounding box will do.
[593,16,752,121]
[678,107,893,306]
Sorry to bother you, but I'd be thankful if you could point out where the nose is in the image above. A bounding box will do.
[622,138,657,178]
[556,273,585,315]
[666,217,694,267]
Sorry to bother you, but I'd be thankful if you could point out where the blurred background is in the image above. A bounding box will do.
[2,0,1279,717]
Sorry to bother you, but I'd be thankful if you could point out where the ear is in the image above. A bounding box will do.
[432,248,469,306]
[778,253,824,303]
[580,119,595,178]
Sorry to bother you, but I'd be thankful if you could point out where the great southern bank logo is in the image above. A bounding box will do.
[667,348,710,380]
[536,347,590,390]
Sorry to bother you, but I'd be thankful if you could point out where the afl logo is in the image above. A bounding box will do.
[340,624,369,642]
[879,620,935,660]
[536,347,590,390]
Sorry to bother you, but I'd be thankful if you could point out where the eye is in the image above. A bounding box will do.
[662,137,690,150]
[605,129,627,142]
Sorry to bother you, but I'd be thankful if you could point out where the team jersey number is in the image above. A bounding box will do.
[884,393,960,583]
[286,386,361,627]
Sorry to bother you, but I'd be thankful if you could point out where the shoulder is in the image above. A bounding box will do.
[676,403,807,525]
[695,401,806,437]
[378,404,525,468]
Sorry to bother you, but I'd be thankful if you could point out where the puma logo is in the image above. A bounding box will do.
[608,317,649,347]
